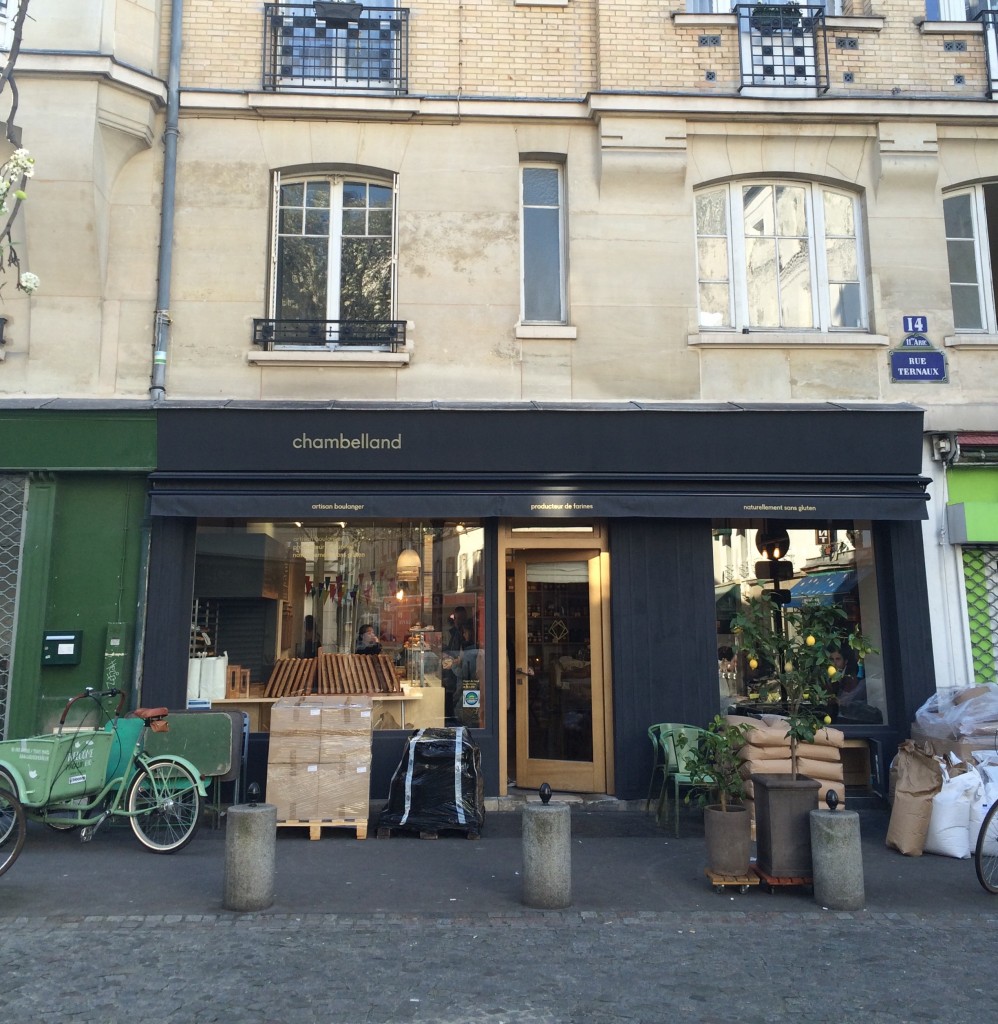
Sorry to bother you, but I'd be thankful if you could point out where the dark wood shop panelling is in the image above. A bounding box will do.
[609,519,718,801]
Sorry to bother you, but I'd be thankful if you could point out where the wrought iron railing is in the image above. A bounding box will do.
[975,9,998,99]
[253,318,407,351]
[734,4,828,92]
[263,3,409,94]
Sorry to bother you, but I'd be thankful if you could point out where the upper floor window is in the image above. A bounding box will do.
[263,3,409,95]
[928,0,975,18]
[695,181,867,332]
[944,184,998,332]
[255,170,404,351]
[521,164,566,323]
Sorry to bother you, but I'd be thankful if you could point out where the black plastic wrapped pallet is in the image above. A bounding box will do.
[378,727,485,835]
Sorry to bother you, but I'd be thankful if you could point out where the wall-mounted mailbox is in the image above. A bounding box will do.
[42,631,83,666]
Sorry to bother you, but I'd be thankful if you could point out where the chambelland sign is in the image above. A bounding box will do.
[890,316,948,383]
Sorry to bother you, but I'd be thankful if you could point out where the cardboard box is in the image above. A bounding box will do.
[268,762,319,821]
[315,760,371,820]
[268,698,323,765]
[318,695,374,738]
[909,723,996,765]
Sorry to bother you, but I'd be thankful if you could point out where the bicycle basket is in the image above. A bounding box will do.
[0,731,116,807]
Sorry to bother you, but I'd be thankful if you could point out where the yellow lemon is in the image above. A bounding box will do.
[823,715,832,725]
[803,692,810,700]
[748,658,758,670]
[827,665,837,677]
[805,635,816,647]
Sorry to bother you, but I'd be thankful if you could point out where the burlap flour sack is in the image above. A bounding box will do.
[886,740,943,856]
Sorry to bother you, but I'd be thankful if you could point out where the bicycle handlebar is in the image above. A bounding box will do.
[57,687,127,729]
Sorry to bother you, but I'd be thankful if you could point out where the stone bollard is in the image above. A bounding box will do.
[810,808,865,911]
[223,801,277,912]
[522,801,572,909]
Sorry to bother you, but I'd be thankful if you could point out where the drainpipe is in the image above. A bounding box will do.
[149,0,183,401]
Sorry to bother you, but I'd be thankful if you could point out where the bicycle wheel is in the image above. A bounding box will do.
[976,800,998,894]
[126,759,202,854]
[0,786,27,876]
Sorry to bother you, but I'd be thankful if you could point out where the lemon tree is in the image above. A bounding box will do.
[731,596,875,778]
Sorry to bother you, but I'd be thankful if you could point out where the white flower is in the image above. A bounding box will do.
[19,271,39,294]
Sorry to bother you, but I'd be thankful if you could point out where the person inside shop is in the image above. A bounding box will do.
[356,623,382,656]
[829,644,865,706]
[302,615,320,658]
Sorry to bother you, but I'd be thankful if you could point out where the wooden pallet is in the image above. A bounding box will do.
[751,863,813,893]
[277,819,368,840]
[704,867,761,894]
[377,825,481,841]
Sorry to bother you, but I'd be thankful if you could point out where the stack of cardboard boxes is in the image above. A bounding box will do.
[267,695,373,823]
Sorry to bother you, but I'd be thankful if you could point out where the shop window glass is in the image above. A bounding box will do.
[190,520,485,731]
[711,521,885,726]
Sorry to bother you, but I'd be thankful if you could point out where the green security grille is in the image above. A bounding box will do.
[964,547,998,684]
[0,475,25,740]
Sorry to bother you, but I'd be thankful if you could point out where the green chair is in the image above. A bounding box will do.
[645,724,670,812]
[657,725,712,837]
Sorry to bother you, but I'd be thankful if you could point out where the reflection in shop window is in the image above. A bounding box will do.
[190,519,486,730]
[712,521,885,726]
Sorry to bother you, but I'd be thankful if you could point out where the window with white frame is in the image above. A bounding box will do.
[943,184,998,333]
[271,171,396,346]
[521,164,566,323]
[695,181,867,332]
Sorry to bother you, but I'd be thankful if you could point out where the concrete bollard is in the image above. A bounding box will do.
[810,808,865,911]
[223,802,277,912]
[522,801,572,909]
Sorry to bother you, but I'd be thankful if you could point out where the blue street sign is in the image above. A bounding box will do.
[901,334,930,347]
[902,315,928,333]
[890,348,947,382]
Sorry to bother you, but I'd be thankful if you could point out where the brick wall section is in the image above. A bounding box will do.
[171,0,993,100]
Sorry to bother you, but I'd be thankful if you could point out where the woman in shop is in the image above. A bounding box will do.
[356,623,382,656]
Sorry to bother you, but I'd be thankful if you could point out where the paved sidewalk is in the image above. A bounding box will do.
[1,803,993,919]
[3,805,998,1024]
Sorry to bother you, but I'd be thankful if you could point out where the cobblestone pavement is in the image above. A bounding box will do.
[3,908,997,1023]
[3,808,998,1023]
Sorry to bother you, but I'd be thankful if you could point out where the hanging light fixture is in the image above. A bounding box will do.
[396,524,421,584]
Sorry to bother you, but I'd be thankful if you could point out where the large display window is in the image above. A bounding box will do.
[189,519,485,730]
[712,521,886,726]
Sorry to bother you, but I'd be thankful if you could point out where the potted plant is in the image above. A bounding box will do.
[731,594,875,877]
[678,715,753,877]
[749,2,801,34]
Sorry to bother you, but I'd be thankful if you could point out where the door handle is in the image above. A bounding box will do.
[515,667,532,685]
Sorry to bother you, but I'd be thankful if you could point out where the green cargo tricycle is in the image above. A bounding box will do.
[0,688,207,877]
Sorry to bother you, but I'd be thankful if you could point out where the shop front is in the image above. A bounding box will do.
[142,402,934,801]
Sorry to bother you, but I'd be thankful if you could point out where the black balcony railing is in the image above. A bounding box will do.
[975,9,998,98]
[253,318,407,351]
[735,4,828,92]
[263,3,409,94]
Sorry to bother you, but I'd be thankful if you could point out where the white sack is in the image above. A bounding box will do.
[924,769,983,859]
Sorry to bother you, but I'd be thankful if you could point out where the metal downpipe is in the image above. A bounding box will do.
[149,0,183,402]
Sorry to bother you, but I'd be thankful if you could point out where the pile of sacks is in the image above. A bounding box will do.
[725,713,846,824]
[888,740,998,858]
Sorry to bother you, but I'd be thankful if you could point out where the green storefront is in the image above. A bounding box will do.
[946,434,998,684]
[0,405,155,738]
